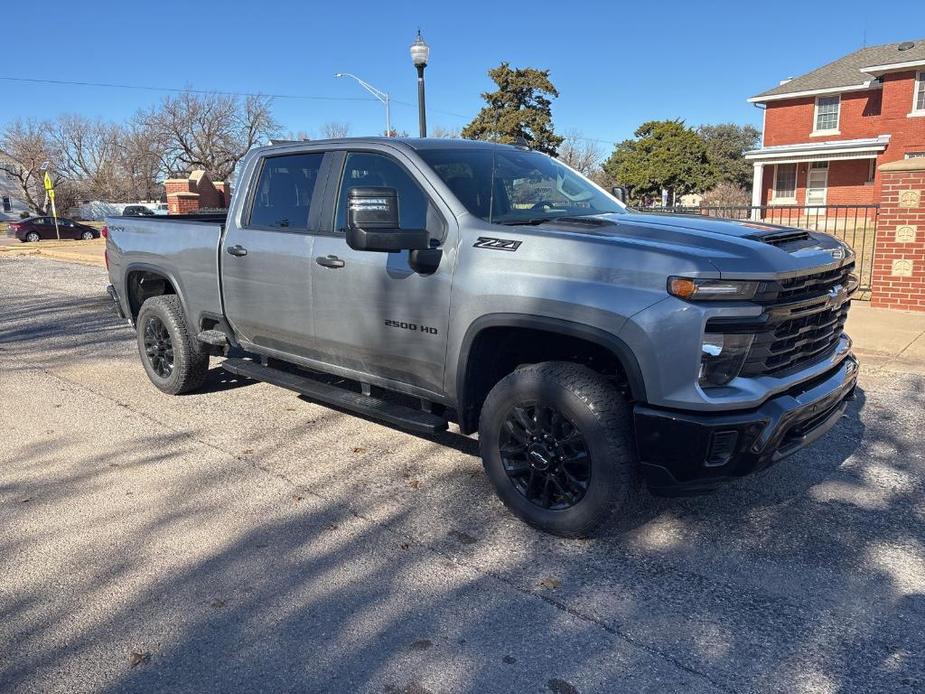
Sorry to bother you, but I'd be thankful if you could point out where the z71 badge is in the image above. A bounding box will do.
[473,237,522,252]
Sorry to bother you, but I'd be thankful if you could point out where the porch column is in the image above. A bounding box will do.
[750,163,764,220]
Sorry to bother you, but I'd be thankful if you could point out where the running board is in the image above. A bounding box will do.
[220,358,448,435]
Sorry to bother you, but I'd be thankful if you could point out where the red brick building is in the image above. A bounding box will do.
[745,40,925,210]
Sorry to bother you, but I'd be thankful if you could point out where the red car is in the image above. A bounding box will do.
[9,216,101,242]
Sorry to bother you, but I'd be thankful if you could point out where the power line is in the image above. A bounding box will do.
[0,76,378,102]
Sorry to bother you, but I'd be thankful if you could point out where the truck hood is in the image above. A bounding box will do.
[533,212,852,278]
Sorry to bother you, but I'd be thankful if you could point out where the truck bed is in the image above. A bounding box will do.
[105,214,226,329]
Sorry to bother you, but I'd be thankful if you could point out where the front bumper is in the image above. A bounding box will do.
[634,353,859,495]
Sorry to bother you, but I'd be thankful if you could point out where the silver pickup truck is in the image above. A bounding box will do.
[105,137,859,536]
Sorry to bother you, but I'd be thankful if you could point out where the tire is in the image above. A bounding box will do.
[136,295,209,395]
[80,231,94,240]
[479,361,637,537]
[26,232,40,242]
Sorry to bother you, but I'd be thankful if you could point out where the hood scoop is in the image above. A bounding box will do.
[748,228,813,249]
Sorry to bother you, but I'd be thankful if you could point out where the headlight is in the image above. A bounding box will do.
[699,333,754,387]
[668,277,759,301]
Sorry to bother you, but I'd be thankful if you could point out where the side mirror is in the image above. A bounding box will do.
[611,186,627,203]
[346,186,429,252]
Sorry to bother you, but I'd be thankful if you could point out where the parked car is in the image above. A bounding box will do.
[10,216,100,242]
[122,205,156,217]
[153,203,169,216]
[105,138,859,537]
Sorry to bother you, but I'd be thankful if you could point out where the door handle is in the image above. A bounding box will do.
[315,255,345,269]
[226,244,248,257]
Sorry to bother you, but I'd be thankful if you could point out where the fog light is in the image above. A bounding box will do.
[699,333,754,387]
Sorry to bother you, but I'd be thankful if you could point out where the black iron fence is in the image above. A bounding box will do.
[644,204,879,293]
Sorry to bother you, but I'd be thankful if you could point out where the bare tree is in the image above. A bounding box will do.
[137,92,279,180]
[120,122,165,201]
[429,125,461,139]
[0,119,55,214]
[557,130,604,176]
[47,115,125,200]
[320,122,351,139]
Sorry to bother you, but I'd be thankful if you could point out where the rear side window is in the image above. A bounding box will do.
[250,152,325,229]
[334,152,427,231]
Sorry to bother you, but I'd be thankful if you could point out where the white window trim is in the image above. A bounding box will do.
[812,95,841,136]
[909,71,925,117]
[770,163,798,204]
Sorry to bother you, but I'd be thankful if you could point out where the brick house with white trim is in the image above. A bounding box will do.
[745,39,925,211]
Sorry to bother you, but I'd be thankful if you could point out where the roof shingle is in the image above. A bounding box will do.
[751,39,925,100]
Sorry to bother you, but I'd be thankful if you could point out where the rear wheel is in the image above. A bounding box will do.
[26,232,40,242]
[80,230,94,240]
[136,295,209,394]
[479,361,637,537]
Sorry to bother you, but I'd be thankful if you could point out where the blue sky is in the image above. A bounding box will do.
[4,0,925,148]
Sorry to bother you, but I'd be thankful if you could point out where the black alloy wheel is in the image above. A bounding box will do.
[500,403,591,510]
[143,315,174,379]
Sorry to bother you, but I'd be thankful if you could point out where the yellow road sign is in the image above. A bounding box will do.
[43,171,54,191]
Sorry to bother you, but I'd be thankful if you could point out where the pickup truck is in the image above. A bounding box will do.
[104,137,859,537]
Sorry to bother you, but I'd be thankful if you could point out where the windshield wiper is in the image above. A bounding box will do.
[498,217,555,226]
[498,214,611,227]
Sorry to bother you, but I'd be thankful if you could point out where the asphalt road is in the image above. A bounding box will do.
[1,256,923,694]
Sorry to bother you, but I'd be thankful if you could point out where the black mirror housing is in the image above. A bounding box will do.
[346,186,429,252]
[611,186,627,203]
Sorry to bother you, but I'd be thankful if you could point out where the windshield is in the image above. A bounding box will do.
[417,147,626,225]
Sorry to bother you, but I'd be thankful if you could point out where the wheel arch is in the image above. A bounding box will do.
[453,314,647,435]
[124,263,187,325]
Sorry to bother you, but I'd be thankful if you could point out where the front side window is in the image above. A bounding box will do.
[815,95,840,132]
[915,72,925,113]
[418,147,625,224]
[774,163,797,200]
[334,152,428,230]
[249,152,324,229]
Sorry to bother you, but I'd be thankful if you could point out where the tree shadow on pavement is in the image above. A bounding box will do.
[2,258,924,693]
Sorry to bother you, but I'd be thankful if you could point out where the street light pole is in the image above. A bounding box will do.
[334,72,392,136]
[409,30,430,138]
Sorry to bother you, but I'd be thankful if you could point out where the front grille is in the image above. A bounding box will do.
[740,301,850,376]
[710,263,855,377]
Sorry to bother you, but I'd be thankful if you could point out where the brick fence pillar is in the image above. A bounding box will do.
[871,160,925,312]
[166,192,200,214]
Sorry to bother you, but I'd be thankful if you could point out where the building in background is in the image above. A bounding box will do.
[0,154,30,221]
[745,39,925,210]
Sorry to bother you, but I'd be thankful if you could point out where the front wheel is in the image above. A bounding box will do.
[136,295,209,394]
[479,362,637,537]
[80,231,94,240]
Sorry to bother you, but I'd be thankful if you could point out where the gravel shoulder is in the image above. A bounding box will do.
[1,256,923,694]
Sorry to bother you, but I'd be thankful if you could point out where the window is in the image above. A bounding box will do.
[2,196,10,212]
[814,95,840,132]
[417,147,625,224]
[914,72,925,114]
[773,163,797,201]
[249,152,324,229]
[866,159,876,184]
[334,152,428,231]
